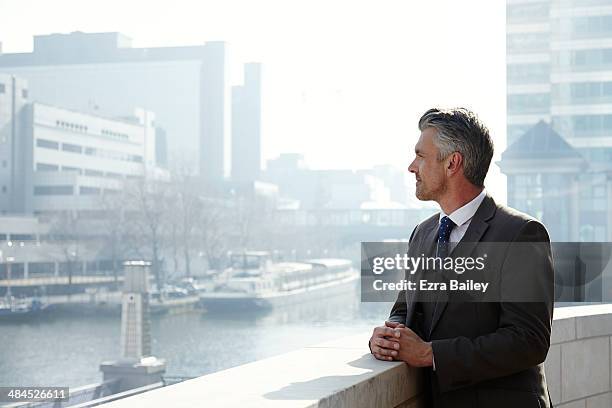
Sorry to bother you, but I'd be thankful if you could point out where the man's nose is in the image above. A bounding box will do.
[408,160,417,174]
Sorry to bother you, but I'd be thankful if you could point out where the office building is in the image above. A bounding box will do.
[0,31,230,181]
[0,73,166,215]
[231,63,262,183]
[502,0,612,241]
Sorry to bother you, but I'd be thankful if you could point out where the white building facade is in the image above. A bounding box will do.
[0,72,166,215]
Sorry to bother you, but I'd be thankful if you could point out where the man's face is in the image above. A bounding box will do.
[408,127,448,201]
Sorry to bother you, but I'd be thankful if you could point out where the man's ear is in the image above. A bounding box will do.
[446,152,463,175]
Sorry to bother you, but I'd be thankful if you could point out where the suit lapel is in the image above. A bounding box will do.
[428,194,497,337]
[405,218,438,327]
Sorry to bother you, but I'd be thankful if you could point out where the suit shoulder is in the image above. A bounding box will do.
[410,212,439,241]
[493,203,549,239]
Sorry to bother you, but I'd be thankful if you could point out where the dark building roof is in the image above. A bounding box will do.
[502,120,583,160]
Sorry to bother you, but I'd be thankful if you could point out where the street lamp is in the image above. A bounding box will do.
[6,255,15,299]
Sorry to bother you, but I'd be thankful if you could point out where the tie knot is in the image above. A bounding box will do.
[438,216,456,244]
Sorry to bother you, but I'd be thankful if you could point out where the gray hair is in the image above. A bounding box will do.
[418,107,494,187]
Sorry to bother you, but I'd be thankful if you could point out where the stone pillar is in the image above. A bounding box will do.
[607,173,612,242]
[569,175,580,242]
[100,261,166,392]
[605,174,612,300]
[23,262,29,279]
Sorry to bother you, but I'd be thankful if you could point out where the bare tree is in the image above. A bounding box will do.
[167,169,203,278]
[97,189,134,283]
[47,210,86,294]
[196,195,231,271]
[232,194,275,251]
[124,177,170,291]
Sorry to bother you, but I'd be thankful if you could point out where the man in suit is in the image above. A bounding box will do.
[369,108,554,407]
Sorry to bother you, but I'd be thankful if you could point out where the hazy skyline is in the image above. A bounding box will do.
[0,0,506,202]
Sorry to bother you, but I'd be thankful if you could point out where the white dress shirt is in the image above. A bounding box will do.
[438,189,487,248]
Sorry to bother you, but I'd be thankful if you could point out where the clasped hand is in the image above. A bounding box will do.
[369,321,434,367]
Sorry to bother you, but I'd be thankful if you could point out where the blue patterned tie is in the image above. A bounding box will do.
[436,216,456,258]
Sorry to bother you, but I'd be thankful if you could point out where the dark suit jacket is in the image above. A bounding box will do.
[388,194,554,408]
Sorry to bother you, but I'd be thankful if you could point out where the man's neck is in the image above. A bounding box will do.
[437,185,483,215]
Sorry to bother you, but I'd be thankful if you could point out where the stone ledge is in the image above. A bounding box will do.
[100,333,424,408]
[99,304,612,407]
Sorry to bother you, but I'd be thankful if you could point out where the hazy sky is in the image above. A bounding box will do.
[0,0,506,201]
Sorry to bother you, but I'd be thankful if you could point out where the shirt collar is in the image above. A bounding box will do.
[439,189,487,227]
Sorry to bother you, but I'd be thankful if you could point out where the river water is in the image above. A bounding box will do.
[0,285,393,388]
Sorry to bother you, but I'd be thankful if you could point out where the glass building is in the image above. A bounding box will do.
[503,0,612,241]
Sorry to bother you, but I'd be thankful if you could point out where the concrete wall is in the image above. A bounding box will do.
[546,305,612,408]
[100,304,612,408]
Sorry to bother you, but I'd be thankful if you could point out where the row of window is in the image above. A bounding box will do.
[0,260,123,279]
[33,185,120,196]
[35,162,126,179]
[508,82,612,109]
[53,120,133,141]
[101,129,129,140]
[56,120,87,133]
[35,138,143,163]
[507,2,548,23]
[552,81,612,101]
[552,15,612,40]
[507,33,549,54]
[553,114,612,137]
[507,63,549,84]
[507,93,550,114]
[554,49,612,70]
[0,234,36,241]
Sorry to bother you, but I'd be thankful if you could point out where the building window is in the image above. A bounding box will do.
[36,139,59,150]
[61,166,82,174]
[507,63,549,84]
[0,83,5,94]
[84,169,104,177]
[28,262,55,277]
[79,186,101,195]
[61,143,83,154]
[507,32,549,54]
[507,2,548,23]
[22,89,28,99]
[33,185,73,195]
[36,163,59,172]
[507,93,550,114]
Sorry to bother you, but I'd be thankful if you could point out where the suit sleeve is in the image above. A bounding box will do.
[370,225,420,353]
[430,220,554,392]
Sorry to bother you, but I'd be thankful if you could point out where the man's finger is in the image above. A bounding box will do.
[385,321,406,328]
[373,352,383,360]
[375,327,401,338]
[373,345,398,357]
[373,352,395,362]
[377,327,403,339]
[374,337,400,350]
